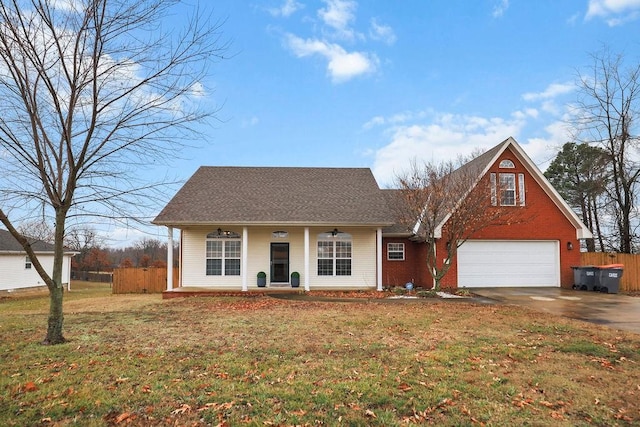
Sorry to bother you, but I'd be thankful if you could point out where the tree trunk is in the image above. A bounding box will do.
[43,208,68,345]
[44,285,65,345]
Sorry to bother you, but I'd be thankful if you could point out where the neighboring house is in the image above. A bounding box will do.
[154,137,592,292]
[0,229,75,291]
[152,167,394,291]
[382,137,592,289]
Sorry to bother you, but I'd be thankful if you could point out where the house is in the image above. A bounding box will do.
[153,137,591,293]
[0,229,75,292]
[152,167,394,292]
[382,137,592,289]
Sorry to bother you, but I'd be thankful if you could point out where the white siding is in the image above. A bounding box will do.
[0,253,73,291]
[180,226,379,290]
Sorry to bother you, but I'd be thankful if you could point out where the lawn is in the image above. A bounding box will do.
[1,282,639,426]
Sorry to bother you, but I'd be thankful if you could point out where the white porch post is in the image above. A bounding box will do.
[376,227,383,291]
[167,226,174,291]
[304,227,310,291]
[242,227,248,291]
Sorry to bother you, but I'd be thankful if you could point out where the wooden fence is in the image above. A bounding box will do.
[580,253,640,293]
[112,267,179,294]
[111,255,638,294]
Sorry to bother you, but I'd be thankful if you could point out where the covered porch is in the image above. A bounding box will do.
[162,225,385,293]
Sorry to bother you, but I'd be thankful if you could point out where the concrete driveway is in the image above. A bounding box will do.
[472,287,640,334]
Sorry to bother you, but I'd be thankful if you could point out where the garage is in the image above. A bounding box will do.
[457,240,560,287]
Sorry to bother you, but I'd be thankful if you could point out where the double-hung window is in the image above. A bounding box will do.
[499,173,516,206]
[317,232,352,276]
[387,243,405,260]
[490,159,525,206]
[206,230,241,276]
[25,256,32,269]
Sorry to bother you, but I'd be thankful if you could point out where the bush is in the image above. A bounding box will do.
[416,290,438,298]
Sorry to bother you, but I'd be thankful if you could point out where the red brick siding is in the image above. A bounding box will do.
[387,147,581,289]
[381,239,427,287]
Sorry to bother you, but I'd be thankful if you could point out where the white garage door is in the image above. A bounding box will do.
[457,240,560,288]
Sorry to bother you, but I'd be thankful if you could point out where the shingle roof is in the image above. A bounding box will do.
[0,229,56,253]
[153,167,394,226]
[381,189,414,235]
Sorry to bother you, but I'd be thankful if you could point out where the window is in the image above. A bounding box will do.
[25,256,32,269]
[317,232,352,276]
[205,230,241,276]
[387,243,405,260]
[491,172,525,206]
[499,159,515,168]
[499,173,516,206]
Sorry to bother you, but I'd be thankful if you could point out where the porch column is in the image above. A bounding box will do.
[167,227,174,291]
[376,227,383,291]
[304,227,310,291]
[242,227,248,291]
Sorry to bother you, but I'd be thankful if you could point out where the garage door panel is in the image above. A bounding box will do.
[458,241,559,287]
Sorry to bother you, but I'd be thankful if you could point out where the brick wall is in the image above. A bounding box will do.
[386,146,582,289]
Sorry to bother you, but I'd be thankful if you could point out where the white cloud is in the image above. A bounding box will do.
[242,116,260,127]
[189,82,206,98]
[362,110,431,130]
[492,0,510,18]
[371,112,527,186]
[268,0,304,17]
[318,0,358,40]
[369,18,397,45]
[585,0,640,25]
[522,82,574,101]
[284,34,378,83]
[367,102,574,186]
[273,0,393,83]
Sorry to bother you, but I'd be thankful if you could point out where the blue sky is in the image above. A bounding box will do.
[116,0,640,244]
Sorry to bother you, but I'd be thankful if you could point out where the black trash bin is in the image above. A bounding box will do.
[594,264,623,294]
[572,266,598,291]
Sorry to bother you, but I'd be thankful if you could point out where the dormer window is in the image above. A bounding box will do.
[499,159,515,168]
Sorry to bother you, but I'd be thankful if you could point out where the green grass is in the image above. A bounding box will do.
[1,282,639,426]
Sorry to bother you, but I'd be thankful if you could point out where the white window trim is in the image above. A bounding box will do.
[25,256,32,269]
[205,237,242,276]
[499,173,516,206]
[387,242,405,261]
[317,232,352,276]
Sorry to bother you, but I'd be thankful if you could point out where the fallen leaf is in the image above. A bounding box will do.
[23,381,38,392]
[365,409,377,418]
[398,382,412,392]
[115,412,132,423]
[171,403,191,415]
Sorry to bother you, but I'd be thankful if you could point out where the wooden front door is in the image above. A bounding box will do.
[270,243,290,283]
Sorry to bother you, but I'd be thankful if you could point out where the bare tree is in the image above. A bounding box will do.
[17,220,55,243]
[0,0,227,344]
[394,157,518,290]
[573,47,640,253]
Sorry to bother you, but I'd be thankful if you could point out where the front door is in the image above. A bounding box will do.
[270,243,290,283]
